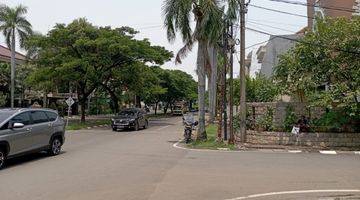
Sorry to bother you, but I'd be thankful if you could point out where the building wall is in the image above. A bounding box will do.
[318,0,356,18]
[308,0,358,28]
[259,35,300,78]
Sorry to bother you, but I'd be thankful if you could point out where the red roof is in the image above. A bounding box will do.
[0,44,27,61]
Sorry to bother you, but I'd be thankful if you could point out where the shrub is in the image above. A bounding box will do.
[256,106,274,131]
[283,105,297,132]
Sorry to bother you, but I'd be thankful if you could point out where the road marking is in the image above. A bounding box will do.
[224,189,360,200]
[156,125,171,131]
[172,141,237,153]
[288,150,302,153]
[320,150,337,155]
[173,142,359,155]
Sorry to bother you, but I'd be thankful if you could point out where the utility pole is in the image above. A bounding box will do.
[223,21,229,141]
[229,24,235,144]
[239,0,247,143]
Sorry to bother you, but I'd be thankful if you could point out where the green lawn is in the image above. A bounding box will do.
[66,119,111,131]
[187,124,236,150]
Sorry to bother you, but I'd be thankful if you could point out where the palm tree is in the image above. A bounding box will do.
[0,4,32,108]
[163,0,223,140]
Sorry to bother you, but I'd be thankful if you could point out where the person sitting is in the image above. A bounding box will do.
[297,115,310,132]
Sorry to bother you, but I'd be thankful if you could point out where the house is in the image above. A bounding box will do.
[246,45,266,78]
[0,44,27,64]
[0,44,79,113]
[259,34,302,78]
[308,0,360,29]
[254,0,360,78]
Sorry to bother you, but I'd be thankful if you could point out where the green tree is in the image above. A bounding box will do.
[163,0,223,140]
[158,68,197,114]
[28,19,172,122]
[0,62,32,107]
[274,17,360,118]
[0,4,32,108]
[233,75,279,105]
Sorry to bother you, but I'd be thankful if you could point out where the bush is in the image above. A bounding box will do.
[256,106,274,131]
[312,110,359,132]
[283,105,297,132]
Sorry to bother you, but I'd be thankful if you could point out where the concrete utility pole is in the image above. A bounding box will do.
[229,24,235,144]
[239,0,247,143]
[223,21,228,141]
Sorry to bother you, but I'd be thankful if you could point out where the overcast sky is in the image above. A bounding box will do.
[0,0,308,79]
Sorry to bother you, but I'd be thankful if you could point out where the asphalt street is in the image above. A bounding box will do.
[0,116,359,200]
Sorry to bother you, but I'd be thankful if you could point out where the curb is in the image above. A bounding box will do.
[173,141,360,155]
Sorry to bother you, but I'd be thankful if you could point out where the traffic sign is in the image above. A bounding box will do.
[65,97,75,107]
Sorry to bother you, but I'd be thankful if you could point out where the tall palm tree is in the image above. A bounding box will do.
[0,4,32,108]
[163,0,223,140]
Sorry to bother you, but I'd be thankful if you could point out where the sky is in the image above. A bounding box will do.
[0,0,308,79]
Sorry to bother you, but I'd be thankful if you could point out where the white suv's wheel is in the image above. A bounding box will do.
[49,138,62,156]
[0,150,5,169]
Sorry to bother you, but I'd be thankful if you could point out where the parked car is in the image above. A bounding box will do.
[0,108,66,169]
[111,108,149,131]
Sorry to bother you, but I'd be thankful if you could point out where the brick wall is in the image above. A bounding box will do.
[247,130,360,150]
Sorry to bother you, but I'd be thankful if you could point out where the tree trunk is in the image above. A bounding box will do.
[135,95,141,108]
[196,41,207,140]
[10,31,16,108]
[208,45,217,124]
[80,98,86,123]
[154,102,158,115]
[102,84,119,113]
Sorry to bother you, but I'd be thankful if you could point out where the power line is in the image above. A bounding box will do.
[136,25,163,30]
[249,4,313,19]
[248,18,304,28]
[246,27,360,55]
[267,0,356,13]
[247,21,297,33]
[245,40,269,49]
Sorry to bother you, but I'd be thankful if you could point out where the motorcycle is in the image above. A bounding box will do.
[182,114,198,144]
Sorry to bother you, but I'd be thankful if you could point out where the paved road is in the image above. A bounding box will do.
[0,117,359,200]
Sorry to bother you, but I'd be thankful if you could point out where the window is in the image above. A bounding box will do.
[0,122,9,130]
[45,112,58,121]
[31,111,49,124]
[9,112,31,126]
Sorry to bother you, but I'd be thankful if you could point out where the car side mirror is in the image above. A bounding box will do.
[9,122,25,129]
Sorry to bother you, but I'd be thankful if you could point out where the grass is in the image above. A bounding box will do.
[66,119,111,131]
[187,124,236,150]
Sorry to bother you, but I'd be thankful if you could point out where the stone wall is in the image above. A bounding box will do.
[246,102,324,128]
[247,130,360,150]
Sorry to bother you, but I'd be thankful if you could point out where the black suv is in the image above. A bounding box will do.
[111,108,148,131]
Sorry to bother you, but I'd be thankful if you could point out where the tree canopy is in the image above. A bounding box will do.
[27,18,173,121]
[274,17,360,117]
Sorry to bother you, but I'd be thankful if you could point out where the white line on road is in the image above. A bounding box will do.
[224,189,360,200]
[288,150,302,153]
[156,125,171,131]
[173,142,359,155]
[319,150,337,155]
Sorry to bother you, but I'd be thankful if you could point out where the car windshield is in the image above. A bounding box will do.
[118,110,136,116]
[0,112,14,123]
